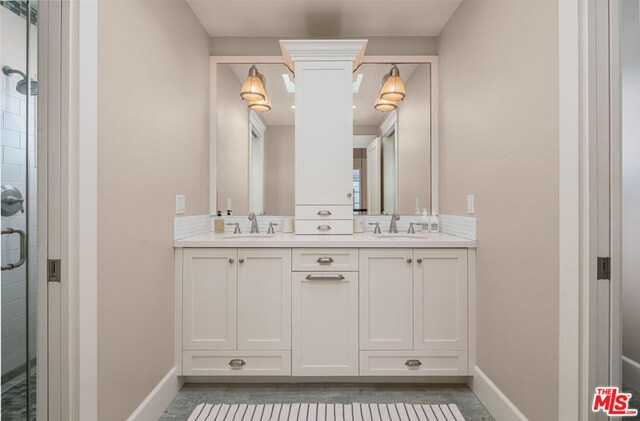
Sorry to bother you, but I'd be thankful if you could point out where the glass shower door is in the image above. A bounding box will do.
[1,1,39,419]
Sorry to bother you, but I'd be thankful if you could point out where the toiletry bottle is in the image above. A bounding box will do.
[421,208,430,232]
[430,213,440,233]
[214,211,225,233]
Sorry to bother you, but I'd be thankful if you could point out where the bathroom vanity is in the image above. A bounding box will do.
[174,233,476,378]
[174,39,476,381]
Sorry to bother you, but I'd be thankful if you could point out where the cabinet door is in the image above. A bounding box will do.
[292,272,358,375]
[359,249,413,350]
[237,249,291,350]
[414,249,468,351]
[295,61,353,205]
[183,249,237,350]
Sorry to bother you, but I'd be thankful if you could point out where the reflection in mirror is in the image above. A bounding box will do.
[216,61,432,216]
[217,63,295,216]
[353,63,432,215]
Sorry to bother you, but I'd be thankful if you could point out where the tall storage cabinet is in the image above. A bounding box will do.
[280,40,368,234]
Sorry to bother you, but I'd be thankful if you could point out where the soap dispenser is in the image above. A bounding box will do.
[421,208,430,232]
[214,211,225,233]
[430,212,440,233]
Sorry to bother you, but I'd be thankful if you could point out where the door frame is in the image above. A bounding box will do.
[38,0,99,420]
[558,0,622,419]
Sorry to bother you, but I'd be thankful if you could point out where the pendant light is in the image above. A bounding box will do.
[374,74,398,112]
[240,65,267,101]
[380,65,406,101]
[249,96,272,113]
[374,94,397,112]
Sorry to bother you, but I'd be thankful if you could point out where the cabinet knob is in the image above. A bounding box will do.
[229,359,246,368]
[239,258,244,263]
[407,258,413,263]
[417,258,423,264]
[347,192,352,198]
[228,258,234,263]
[405,359,422,368]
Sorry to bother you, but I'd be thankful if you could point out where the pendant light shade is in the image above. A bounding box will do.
[249,96,272,113]
[240,65,267,101]
[374,93,397,112]
[380,65,406,101]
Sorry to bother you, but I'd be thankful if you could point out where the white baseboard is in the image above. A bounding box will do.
[623,356,640,392]
[468,367,528,421]
[127,367,183,421]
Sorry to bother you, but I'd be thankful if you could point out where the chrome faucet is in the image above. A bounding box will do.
[388,212,400,233]
[248,212,259,234]
[408,222,416,234]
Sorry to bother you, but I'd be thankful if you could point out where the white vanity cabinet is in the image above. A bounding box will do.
[181,248,292,376]
[182,248,237,351]
[176,240,474,378]
[291,248,360,375]
[358,248,469,376]
[237,249,292,351]
[414,249,468,351]
[359,249,414,350]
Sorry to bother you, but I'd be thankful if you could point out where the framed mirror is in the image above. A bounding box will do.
[211,56,437,216]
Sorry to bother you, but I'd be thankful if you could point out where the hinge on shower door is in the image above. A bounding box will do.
[597,257,610,280]
[48,259,61,283]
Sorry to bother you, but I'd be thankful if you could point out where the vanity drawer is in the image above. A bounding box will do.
[296,205,353,220]
[359,351,468,376]
[183,351,291,376]
[293,248,358,272]
[296,220,353,235]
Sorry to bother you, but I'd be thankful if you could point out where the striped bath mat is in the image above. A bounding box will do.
[188,403,465,421]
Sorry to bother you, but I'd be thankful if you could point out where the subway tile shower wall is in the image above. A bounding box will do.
[1,6,38,378]
[173,214,477,240]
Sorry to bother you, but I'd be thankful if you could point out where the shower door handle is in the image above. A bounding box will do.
[1,228,26,271]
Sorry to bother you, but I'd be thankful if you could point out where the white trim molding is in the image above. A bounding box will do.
[623,356,640,392]
[126,367,183,421]
[468,367,528,421]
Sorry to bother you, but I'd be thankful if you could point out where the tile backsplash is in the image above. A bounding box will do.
[174,214,477,240]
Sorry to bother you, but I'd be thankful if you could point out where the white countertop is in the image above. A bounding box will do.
[174,231,476,248]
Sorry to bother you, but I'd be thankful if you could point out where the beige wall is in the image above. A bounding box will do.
[97,1,210,420]
[265,125,295,215]
[210,36,438,56]
[622,0,640,366]
[438,1,559,420]
[217,64,250,214]
[397,65,431,214]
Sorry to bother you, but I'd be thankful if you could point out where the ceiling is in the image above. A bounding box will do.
[224,62,426,127]
[187,1,462,38]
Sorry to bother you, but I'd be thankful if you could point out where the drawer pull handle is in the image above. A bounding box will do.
[305,274,345,281]
[317,257,334,265]
[317,225,332,231]
[229,359,246,368]
[405,359,422,367]
[317,210,332,216]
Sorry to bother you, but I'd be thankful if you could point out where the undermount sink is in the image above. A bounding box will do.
[222,233,278,239]
[373,233,430,239]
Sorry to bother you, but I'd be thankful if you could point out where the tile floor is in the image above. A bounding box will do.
[1,368,37,421]
[160,383,494,421]
[623,384,640,421]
